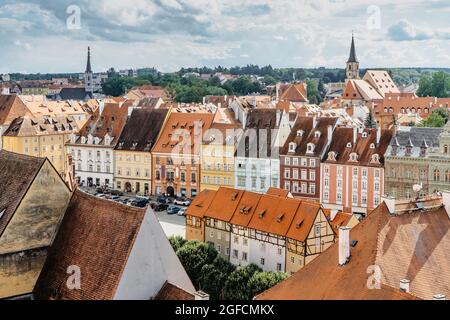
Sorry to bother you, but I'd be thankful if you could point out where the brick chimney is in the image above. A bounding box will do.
[353,127,357,144]
[338,226,350,265]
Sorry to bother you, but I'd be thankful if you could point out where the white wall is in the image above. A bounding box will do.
[248,235,286,272]
[229,229,250,267]
[114,208,195,300]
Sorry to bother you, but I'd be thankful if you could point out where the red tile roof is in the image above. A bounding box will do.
[33,190,145,300]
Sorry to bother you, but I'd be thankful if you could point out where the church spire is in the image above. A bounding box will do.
[85,46,92,73]
[347,33,358,63]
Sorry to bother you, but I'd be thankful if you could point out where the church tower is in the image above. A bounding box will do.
[346,34,359,79]
[84,46,94,93]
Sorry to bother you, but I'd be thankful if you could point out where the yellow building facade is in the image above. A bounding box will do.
[200,124,238,191]
[2,115,79,175]
[114,150,152,195]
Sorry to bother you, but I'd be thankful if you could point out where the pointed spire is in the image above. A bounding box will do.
[347,33,358,63]
[85,46,92,73]
[406,136,414,148]
[390,135,400,147]
[421,138,429,149]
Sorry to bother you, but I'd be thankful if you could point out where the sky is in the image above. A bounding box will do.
[0,0,450,74]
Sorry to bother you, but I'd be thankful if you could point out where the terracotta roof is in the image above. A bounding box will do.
[154,281,194,300]
[4,115,80,137]
[203,122,240,146]
[280,83,308,102]
[33,190,145,300]
[206,187,244,221]
[247,196,299,236]
[328,212,354,234]
[266,187,290,198]
[75,101,132,145]
[0,94,32,126]
[152,112,214,154]
[0,150,45,236]
[286,202,321,242]
[280,116,338,156]
[363,70,400,97]
[324,127,393,166]
[186,189,217,218]
[229,191,262,227]
[257,202,421,300]
[115,108,169,152]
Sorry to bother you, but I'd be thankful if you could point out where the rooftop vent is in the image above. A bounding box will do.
[259,210,266,219]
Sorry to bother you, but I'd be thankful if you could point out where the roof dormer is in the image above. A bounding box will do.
[314,131,321,138]
[297,130,304,137]
[327,151,337,161]
[288,142,297,153]
[349,152,358,162]
[306,143,315,154]
[371,153,380,163]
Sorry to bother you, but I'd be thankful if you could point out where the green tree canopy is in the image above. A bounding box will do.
[248,271,289,298]
[222,264,262,300]
[419,108,449,127]
[168,235,187,252]
[198,256,236,300]
[417,72,450,98]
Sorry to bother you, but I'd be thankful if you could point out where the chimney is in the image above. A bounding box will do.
[312,116,318,128]
[399,279,410,293]
[353,127,357,144]
[202,96,206,104]
[442,190,450,218]
[376,126,381,144]
[194,290,210,300]
[338,226,350,265]
[381,195,396,214]
[433,294,446,300]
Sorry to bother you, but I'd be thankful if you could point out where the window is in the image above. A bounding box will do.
[315,224,321,236]
[251,177,257,188]
[374,195,380,207]
[353,168,358,176]
[309,159,316,167]
[301,183,307,194]
[260,178,266,189]
[293,169,298,179]
[284,181,290,191]
[309,183,316,194]
[285,157,291,166]
[243,238,248,246]
[277,263,282,272]
[301,158,307,166]
[374,169,380,178]
[434,169,441,181]
[337,192,342,202]
[352,194,358,204]
[234,236,239,244]
[375,182,380,192]
[260,243,266,252]
[292,158,298,166]
[301,170,307,180]
[242,252,248,261]
[446,170,450,183]
[309,170,315,181]
[293,182,299,193]
[217,244,221,253]
[324,191,329,202]
[290,257,295,264]
[191,172,196,183]
[233,250,238,259]
[260,258,265,266]
[284,169,291,179]
[277,247,282,256]
[362,194,367,205]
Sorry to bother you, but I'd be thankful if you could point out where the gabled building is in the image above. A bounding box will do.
[66,101,132,188]
[235,109,290,193]
[186,189,217,242]
[151,112,214,198]
[0,94,32,149]
[33,190,197,300]
[0,151,72,299]
[3,115,80,175]
[277,83,308,105]
[280,116,338,200]
[114,108,169,195]
[191,187,335,273]
[257,194,450,300]
[321,127,393,216]
[384,126,442,199]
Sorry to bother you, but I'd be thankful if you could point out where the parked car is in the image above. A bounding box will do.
[95,193,106,198]
[174,197,191,206]
[177,208,187,216]
[131,199,148,208]
[157,195,170,204]
[110,195,120,201]
[167,206,181,215]
[111,190,123,196]
[154,203,169,212]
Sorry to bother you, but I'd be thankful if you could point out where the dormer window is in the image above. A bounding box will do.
[370,143,375,149]
[289,142,297,153]
[297,130,304,137]
[327,151,337,161]
[371,154,380,163]
[346,142,352,148]
[349,153,358,162]
[362,132,368,138]
[306,143,315,154]
[314,131,321,138]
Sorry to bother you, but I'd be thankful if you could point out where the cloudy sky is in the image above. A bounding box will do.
[0,0,449,73]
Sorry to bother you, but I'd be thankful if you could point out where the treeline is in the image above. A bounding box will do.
[169,236,288,300]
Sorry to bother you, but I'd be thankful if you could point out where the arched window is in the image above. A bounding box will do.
[434,169,440,182]
[446,170,450,183]
[444,145,449,154]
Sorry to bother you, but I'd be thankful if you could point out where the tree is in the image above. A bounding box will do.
[419,108,449,127]
[417,74,433,97]
[222,264,262,300]
[168,235,186,252]
[365,111,377,128]
[306,80,321,104]
[198,256,236,300]
[176,241,218,287]
[431,71,450,97]
[101,77,150,96]
[248,271,289,298]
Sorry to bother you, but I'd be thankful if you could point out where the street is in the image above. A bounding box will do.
[80,186,187,238]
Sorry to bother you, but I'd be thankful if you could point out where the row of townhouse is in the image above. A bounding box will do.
[185,187,335,274]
